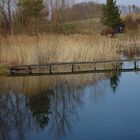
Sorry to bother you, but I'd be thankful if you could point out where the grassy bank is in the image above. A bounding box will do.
[0,65,8,76]
[0,33,140,66]
[59,18,104,34]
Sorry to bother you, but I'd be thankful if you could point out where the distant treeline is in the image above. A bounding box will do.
[119,5,140,16]
[0,0,139,35]
[61,2,102,22]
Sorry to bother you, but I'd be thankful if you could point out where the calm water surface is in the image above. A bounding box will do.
[0,70,140,140]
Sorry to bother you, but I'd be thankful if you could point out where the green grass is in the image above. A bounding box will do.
[58,23,79,34]
[60,15,140,35]
[59,18,104,34]
[62,18,100,25]
[62,23,78,30]
[0,65,8,76]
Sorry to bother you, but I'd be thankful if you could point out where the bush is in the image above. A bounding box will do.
[0,65,8,76]
[124,16,139,31]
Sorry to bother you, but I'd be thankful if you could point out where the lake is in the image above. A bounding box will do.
[0,64,140,140]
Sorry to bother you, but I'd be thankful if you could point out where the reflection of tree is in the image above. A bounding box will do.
[1,74,107,140]
[0,91,30,140]
[110,72,121,92]
[49,79,84,140]
[0,78,84,140]
[0,89,53,140]
[26,90,53,129]
[0,96,10,140]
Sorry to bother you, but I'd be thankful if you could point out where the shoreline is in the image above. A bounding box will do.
[0,33,140,76]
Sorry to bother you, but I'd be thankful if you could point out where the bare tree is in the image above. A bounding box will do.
[0,0,15,35]
[48,0,74,22]
[15,0,49,34]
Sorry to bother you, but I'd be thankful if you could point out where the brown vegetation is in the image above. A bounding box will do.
[0,0,103,35]
[0,34,121,65]
[101,28,116,38]
[0,33,140,66]
[0,1,139,68]
[123,15,139,31]
[0,0,139,35]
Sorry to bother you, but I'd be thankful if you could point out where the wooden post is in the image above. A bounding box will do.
[94,63,96,72]
[120,62,123,69]
[49,65,52,74]
[72,64,74,73]
[115,62,120,70]
[134,60,137,70]
[115,62,118,70]
[27,66,32,74]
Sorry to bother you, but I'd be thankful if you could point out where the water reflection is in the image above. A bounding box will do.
[26,90,52,129]
[0,72,123,140]
[0,91,28,140]
[109,72,121,92]
[48,80,83,139]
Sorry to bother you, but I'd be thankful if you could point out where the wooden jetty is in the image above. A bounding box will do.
[9,59,140,76]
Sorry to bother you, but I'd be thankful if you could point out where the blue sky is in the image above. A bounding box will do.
[76,0,140,6]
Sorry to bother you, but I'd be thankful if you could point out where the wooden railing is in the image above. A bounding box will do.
[9,59,140,76]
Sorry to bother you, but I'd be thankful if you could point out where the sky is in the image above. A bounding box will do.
[76,0,140,6]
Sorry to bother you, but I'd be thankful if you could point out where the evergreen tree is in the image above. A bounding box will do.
[101,0,121,29]
[16,0,48,34]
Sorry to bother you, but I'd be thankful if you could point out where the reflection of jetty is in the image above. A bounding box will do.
[9,59,140,76]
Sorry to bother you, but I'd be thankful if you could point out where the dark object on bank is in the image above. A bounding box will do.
[116,23,125,33]
[101,28,116,38]
[10,68,17,75]
[10,66,32,75]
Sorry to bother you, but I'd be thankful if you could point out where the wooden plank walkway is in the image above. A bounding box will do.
[9,59,140,76]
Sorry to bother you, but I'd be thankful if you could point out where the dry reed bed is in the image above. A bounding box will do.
[0,34,140,66]
[0,34,120,65]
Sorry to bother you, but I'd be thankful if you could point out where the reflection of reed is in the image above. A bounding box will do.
[0,73,110,95]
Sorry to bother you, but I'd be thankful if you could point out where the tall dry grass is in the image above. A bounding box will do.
[0,33,140,66]
[0,34,119,65]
